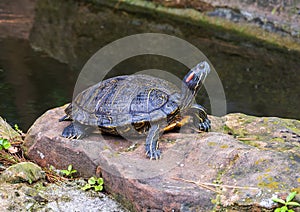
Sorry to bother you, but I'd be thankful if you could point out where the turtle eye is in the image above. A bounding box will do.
[198,63,205,70]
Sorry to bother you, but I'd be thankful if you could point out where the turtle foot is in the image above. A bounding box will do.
[199,118,211,132]
[62,122,89,139]
[145,147,161,160]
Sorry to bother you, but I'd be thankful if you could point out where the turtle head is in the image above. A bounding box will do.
[183,61,210,95]
[180,61,210,108]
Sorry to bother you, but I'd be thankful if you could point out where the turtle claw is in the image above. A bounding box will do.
[145,149,161,160]
[62,122,88,139]
[199,118,211,132]
[59,115,71,122]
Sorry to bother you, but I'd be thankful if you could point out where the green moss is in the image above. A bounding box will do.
[255,158,267,165]
[61,195,72,202]
[292,187,300,193]
[271,137,285,142]
[208,141,217,146]
[257,175,281,190]
[222,125,233,134]
[33,182,47,191]
[279,119,300,135]
[220,144,229,149]
[241,140,260,148]
[265,168,271,172]
[258,180,280,189]
[263,118,269,124]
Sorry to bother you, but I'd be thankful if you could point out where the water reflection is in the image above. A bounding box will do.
[0,38,74,130]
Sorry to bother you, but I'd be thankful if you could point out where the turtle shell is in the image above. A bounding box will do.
[68,75,181,130]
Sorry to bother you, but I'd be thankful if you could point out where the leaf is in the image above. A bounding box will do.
[71,169,77,174]
[61,170,69,175]
[82,184,91,190]
[271,7,277,15]
[272,197,286,205]
[0,146,3,151]
[3,141,11,149]
[286,192,297,202]
[88,177,96,185]
[0,138,8,146]
[68,165,73,171]
[275,208,281,212]
[287,209,295,212]
[286,201,300,207]
[97,178,104,185]
[14,124,19,131]
[94,185,103,191]
[281,206,288,212]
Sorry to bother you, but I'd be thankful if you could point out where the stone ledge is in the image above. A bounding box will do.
[24,106,300,211]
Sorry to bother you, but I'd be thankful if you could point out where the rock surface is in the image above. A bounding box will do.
[0,180,127,211]
[0,162,45,184]
[0,116,22,142]
[24,106,300,211]
[151,0,300,39]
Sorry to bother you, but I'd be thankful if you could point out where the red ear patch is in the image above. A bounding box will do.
[185,72,195,83]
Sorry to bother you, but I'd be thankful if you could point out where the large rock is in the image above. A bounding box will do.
[24,106,300,211]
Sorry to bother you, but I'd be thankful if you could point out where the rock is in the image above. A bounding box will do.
[0,180,127,211]
[0,162,45,184]
[0,116,22,142]
[24,106,300,211]
[211,113,300,155]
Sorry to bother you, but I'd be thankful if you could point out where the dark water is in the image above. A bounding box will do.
[0,1,300,131]
[0,38,75,130]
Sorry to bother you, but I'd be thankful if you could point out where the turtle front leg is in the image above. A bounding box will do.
[145,124,161,160]
[191,104,211,132]
[62,122,93,139]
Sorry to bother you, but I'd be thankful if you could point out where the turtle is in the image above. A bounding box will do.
[59,61,211,159]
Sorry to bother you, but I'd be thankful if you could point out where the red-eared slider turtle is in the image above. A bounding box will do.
[60,61,211,159]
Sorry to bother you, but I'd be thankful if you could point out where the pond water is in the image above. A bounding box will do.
[0,1,299,131]
[0,38,75,130]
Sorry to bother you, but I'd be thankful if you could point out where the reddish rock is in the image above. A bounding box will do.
[24,106,300,211]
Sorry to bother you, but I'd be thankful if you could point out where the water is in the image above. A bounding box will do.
[0,37,75,130]
[0,1,299,131]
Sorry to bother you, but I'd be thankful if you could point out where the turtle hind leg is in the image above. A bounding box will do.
[145,124,162,160]
[62,122,93,139]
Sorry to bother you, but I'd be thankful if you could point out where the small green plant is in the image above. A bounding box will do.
[14,124,23,135]
[272,191,300,212]
[82,176,104,192]
[60,165,77,178]
[0,137,11,150]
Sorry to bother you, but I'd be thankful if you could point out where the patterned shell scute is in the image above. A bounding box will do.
[130,89,168,113]
[71,74,181,127]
